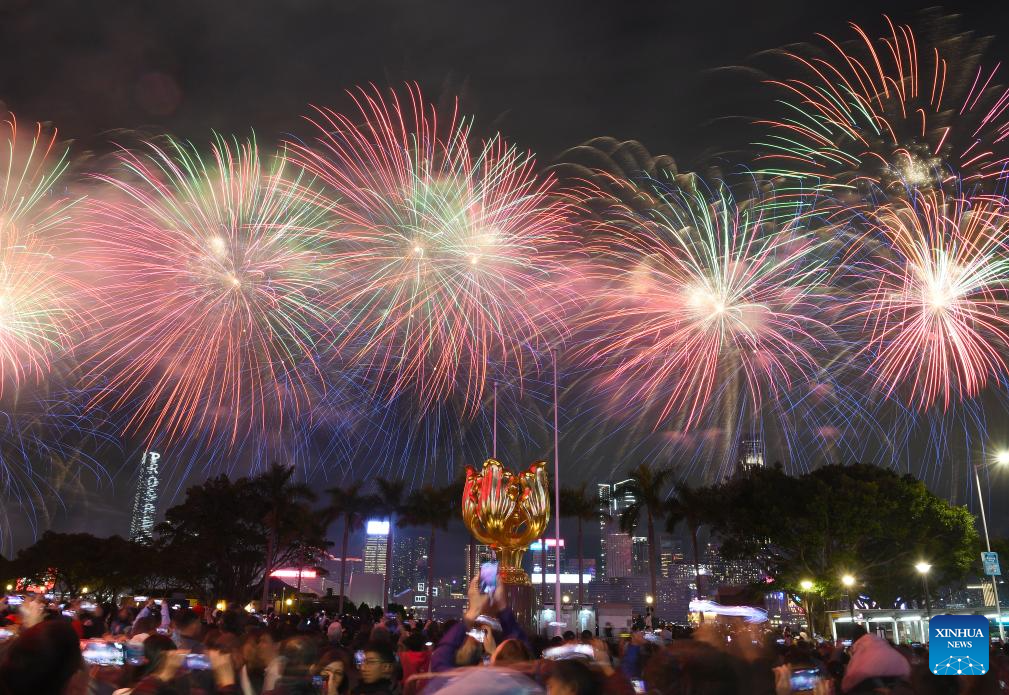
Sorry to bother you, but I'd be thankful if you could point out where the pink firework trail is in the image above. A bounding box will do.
[844,190,1009,410]
[78,135,337,445]
[288,84,581,415]
[581,181,830,429]
[759,15,1009,193]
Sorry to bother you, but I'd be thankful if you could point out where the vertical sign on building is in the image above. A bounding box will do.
[129,451,161,542]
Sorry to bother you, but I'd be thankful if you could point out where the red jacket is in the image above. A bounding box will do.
[401,650,431,683]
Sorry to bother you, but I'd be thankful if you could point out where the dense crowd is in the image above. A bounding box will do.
[0,579,1006,695]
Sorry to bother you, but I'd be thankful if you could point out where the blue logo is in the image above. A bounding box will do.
[929,614,989,676]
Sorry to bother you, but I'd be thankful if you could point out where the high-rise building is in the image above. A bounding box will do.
[530,538,565,574]
[605,533,633,578]
[392,535,427,595]
[631,537,650,575]
[598,479,637,579]
[464,543,494,584]
[738,438,764,473]
[363,520,390,575]
[129,450,161,542]
[659,538,684,578]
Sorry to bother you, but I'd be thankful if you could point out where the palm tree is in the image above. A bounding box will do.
[327,482,378,614]
[257,463,316,612]
[664,483,715,608]
[375,477,407,609]
[399,482,460,617]
[559,483,605,607]
[619,463,675,610]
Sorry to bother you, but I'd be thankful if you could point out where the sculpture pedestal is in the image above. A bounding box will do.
[502,581,537,635]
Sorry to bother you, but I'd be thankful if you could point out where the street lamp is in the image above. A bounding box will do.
[800,580,815,638]
[81,586,89,595]
[975,453,1007,641]
[915,562,932,622]
[645,594,655,629]
[562,594,571,605]
[842,575,857,630]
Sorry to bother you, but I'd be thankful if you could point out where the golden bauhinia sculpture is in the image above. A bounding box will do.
[462,458,550,585]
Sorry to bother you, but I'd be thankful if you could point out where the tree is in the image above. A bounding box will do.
[375,477,407,610]
[327,482,377,615]
[559,483,602,606]
[11,532,152,602]
[619,464,674,607]
[157,471,328,602]
[399,482,461,617]
[708,464,979,608]
[664,483,718,604]
[257,463,318,611]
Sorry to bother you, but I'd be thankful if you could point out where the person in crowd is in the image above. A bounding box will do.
[130,648,237,694]
[399,632,431,683]
[491,638,532,667]
[0,620,85,695]
[328,619,344,646]
[172,608,205,653]
[545,660,602,695]
[315,647,356,695]
[430,577,525,673]
[353,641,398,695]
[238,628,281,695]
[132,599,170,634]
[112,634,177,695]
[643,639,741,695]
[262,635,318,695]
[840,633,912,694]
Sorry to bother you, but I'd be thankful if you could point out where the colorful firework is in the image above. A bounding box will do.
[78,134,338,445]
[580,178,832,430]
[842,189,1009,410]
[0,114,79,394]
[288,84,581,416]
[758,15,1009,195]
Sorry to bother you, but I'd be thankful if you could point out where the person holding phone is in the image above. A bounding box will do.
[315,648,356,695]
[430,575,529,674]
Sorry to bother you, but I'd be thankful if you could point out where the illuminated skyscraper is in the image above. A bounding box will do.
[598,479,636,579]
[363,520,390,575]
[129,450,161,542]
[392,535,427,595]
[631,537,650,575]
[530,538,565,573]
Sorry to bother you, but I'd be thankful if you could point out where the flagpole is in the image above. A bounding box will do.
[553,351,562,634]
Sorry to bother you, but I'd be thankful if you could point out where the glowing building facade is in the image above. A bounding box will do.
[129,450,161,542]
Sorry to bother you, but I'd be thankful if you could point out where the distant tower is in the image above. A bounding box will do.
[737,438,764,474]
[129,450,161,542]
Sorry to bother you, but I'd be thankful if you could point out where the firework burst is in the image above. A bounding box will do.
[580,178,831,430]
[78,134,338,445]
[758,15,1009,196]
[843,189,1009,410]
[288,84,581,416]
[0,114,79,394]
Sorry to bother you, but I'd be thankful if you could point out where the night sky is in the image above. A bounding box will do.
[3,0,1009,556]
